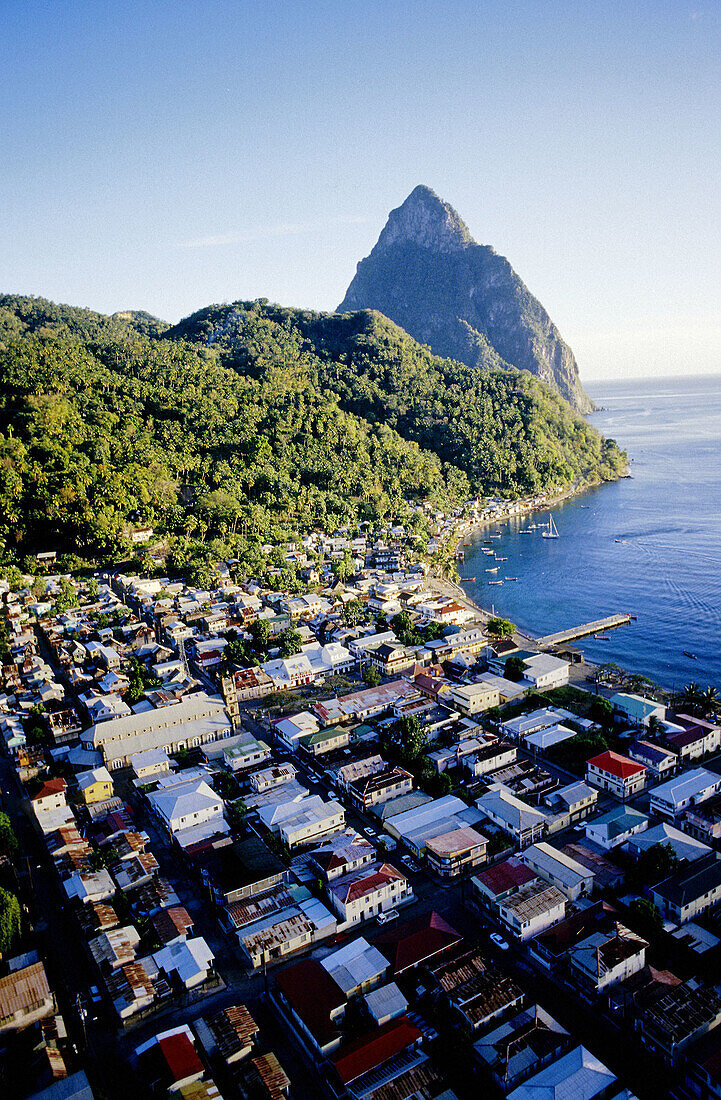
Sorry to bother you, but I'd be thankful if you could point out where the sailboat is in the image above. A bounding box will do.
[541,514,559,539]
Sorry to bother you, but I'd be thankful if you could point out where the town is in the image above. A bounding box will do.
[0,525,720,1100]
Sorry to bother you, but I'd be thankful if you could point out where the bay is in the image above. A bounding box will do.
[460,373,721,691]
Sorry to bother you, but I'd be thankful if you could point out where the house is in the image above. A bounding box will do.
[89,925,142,970]
[476,785,549,847]
[363,983,408,1026]
[0,962,55,1033]
[328,862,412,926]
[368,643,420,676]
[149,778,225,837]
[433,951,524,1034]
[329,1017,425,1094]
[135,1026,205,1092]
[250,1052,291,1100]
[626,823,711,864]
[131,747,172,781]
[520,842,595,901]
[194,1003,259,1065]
[638,983,721,1063]
[273,711,320,751]
[610,692,666,727]
[77,766,114,805]
[506,1045,619,1100]
[30,778,74,834]
[567,922,648,994]
[542,781,598,827]
[300,726,351,758]
[586,750,646,801]
[151,937,215,989]
[321,937,390,998]
[584,805,649,850]
[273,958,347,1055]
[464,739,518,778]
[64,869,115,904]
[223,735,272,773]
[473,1005,571,1094]
[628,740,678,779]
[668,715,721,759]
[520,653,570,690]
[345,762,414,812]
[649,768,721,819]
[498,882,567,941]
[313,680,416,726]
[450,682,501,715]
[311,832,375,882]
[278,797,345,849]
[263,653,315,690]
[250,763,297,794]
[472,858,539,910]
[384,794,486,858]
[195,836,288,904]
[652,854,721,924]
[425,826,488,880]
[373,911,463,975]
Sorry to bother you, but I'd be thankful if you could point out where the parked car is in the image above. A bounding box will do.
[363,827,375,838]
[377,909,399,925]
[490,932,509,951]
[400,855,419,872]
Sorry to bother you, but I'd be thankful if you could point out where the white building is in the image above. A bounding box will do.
[649,768,721,819]
[279,798,345,850]
[520,842,595,901]
[328,862,413,926]
[498,882,566,941]
[149,778,225,836]
[521,654,570,690]
[567,923,648,992]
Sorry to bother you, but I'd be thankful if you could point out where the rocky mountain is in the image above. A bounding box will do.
[338,185,594,413]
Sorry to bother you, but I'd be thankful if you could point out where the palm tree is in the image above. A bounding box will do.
[699,686,720,719]
[676,681,702,716]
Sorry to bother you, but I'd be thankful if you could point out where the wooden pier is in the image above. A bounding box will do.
[535,613,635,648]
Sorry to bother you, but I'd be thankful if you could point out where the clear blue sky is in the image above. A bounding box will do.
[2,0,719,380]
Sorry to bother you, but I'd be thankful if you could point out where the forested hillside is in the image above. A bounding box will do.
[0,295,625,577]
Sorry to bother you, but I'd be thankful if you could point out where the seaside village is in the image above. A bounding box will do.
[3,524,721,1100]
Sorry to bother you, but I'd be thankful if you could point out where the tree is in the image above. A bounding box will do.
[362,665,381,687]
[504,656,527,682]
[627,897,663,940]
[277,627,303,658]
[635,842,679,887]
[486,616,516,638]
[0,887,21,956]
[390,611,414,644]
[332,552,354,582]
[249,618,271,654]
[398,715,427,761]
[0,813,18,860]
[342,599,364,627]
[590,696,613,725]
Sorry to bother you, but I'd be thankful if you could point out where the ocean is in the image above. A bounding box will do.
[460,373,721,691]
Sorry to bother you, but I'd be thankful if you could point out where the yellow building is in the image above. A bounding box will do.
[77,766,114,805]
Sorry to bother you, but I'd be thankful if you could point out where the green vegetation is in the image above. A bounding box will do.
[486,617,516,637]
[0,887,21,956]
[0,295,627,572]
[673,682,720,719]
[504,656,527,682]
[0,814,18,861]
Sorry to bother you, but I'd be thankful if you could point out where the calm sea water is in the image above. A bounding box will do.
[461,374,721,690]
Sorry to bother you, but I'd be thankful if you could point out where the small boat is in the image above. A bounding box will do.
[683,651,698,660]
[595,635,610,641]
[485,567,499,573]
[504,576,518,582]
[542,514,559,539]
[460,577,476,582]
[496,557,508,561]
[489,580,503,586]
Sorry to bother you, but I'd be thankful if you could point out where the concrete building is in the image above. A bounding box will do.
[520,842,595,901]
[649,768,721,819]
[586,750,647,801]
[498,882,567,941]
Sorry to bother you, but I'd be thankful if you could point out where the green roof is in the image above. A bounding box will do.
[302,726,349,748]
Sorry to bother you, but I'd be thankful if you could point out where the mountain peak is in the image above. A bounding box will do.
[375,184,474,254]
[338,187,594,413]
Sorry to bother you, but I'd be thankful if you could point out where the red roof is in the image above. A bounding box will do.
[373,911,462,973]
[474,857,537,897]
[31,778,67,801]
[331,1016,422,1084]
[274,959,346,1047]
[339,864,405,905]
[157,1032,203,1083]
[587,750,646,779]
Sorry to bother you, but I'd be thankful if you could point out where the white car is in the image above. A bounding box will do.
[377,910,399,925]
[363,827,375,838]
[490,932,509,951]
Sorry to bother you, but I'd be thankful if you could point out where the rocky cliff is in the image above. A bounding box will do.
[338,185,594,413]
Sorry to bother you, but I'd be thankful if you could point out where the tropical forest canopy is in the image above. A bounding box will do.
[0,294,626,575]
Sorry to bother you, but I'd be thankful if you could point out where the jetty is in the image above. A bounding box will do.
[536,613,635,648]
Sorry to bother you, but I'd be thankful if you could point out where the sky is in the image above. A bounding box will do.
[2,0,720,381]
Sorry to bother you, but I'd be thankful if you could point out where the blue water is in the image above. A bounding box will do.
[461,374,721,690]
